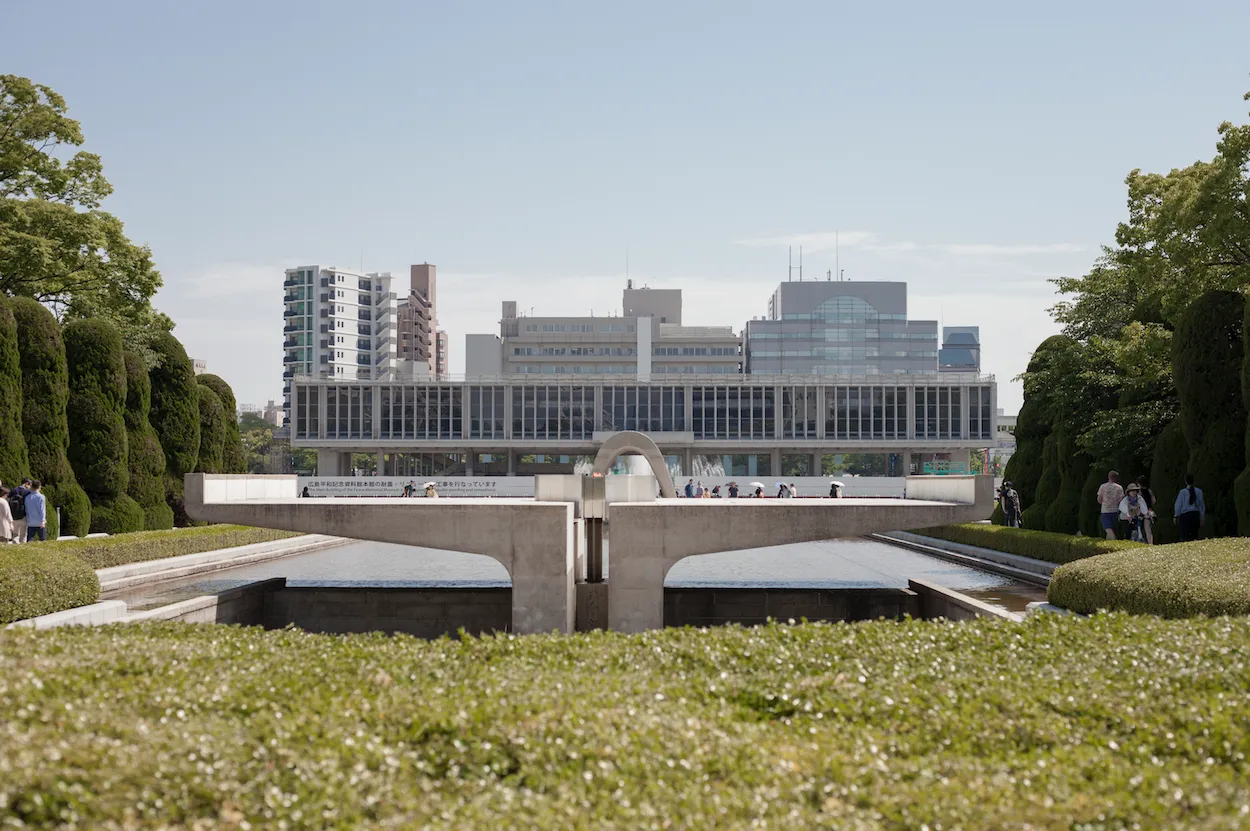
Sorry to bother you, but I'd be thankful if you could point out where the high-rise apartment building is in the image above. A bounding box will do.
[744,281,942,376]
[467,283,740,378]
[396,263,446,377]
[282,265,399,424]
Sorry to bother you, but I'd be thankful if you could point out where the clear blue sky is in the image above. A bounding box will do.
[8,0,1249,413]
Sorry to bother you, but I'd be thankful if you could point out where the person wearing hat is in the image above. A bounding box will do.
[999,480,1021,528]
[1118,482,1153,543]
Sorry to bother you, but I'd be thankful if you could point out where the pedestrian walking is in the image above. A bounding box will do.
[789,483,798,498]
[300,486,311,498]
[1135,475,1156,544]
[711,485,721,498]
[1173,473,1205,542]
[23,480,48,542]
[0,487,14,543]
[684,479,695,498]
[728,482,739,498]
[999,480,1021,528]
[695,481,704,498]
[8,478,31,544]
[1096,470,1125,540]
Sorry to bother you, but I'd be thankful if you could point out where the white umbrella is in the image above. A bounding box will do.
[421,481,437,489]
[748,481,766,490]
[829,480,845,488]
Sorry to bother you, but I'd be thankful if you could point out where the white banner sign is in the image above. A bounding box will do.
[297,476,536,498]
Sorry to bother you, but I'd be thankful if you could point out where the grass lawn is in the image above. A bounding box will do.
[2,615,1249,828]
[45,525,301,570]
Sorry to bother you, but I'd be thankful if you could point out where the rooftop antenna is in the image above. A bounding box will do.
[835,231,839,281]
[625,247,629,285]
[827,269,832,282]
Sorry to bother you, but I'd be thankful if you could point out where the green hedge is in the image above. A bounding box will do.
[147,332,200,525]
[197,374,245,473]
[2,616,1250,827]
[10,297,91,538]
[918,523,1140,565]
[1173,290,1245,538]
[63,319,144,534]
[1150,419,1190,545]
[44,525,300,570]
[0,546,100,624]
[1020,433,1060,530]
[194,384,226,475]
[122,351,174,530]
[1049,538,1250,617]
[0,297,30,486]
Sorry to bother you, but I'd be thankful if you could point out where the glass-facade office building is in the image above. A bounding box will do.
[744,282,940,376]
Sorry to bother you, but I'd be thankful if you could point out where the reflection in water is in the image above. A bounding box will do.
[109,537,1047,613]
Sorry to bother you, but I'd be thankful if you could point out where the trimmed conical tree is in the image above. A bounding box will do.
[64,319,144,534]
[148,332,200,526]
[124,351,173,530]
[197,374,245,473]
[1044,429,1087,534]
[1236,294,1250,535]
[1020,433,1060,530]
[195,384,227,475]
[1150,419,1190,544]
[1173,290,1245,538]
[0,297,30,487]
[9,297,91,538]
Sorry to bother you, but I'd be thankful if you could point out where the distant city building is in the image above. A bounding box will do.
[939,326,981,372]
[396,264,446,378]
[990,407,1017,474]
[191,358,208,375]
[466,282,740,378]
[262,399,284,427]
[744,281,943,376]
[282,265,400,424]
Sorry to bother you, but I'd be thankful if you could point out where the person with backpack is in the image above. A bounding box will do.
[1173,473,1205,542]
[8,478,31,545]
[999,481,1022,528]
[23,480,47,542]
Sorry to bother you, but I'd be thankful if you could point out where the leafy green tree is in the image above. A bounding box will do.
[9,296,90,537]
[1172,290,1245,537]
[0,296,29,486]
[123,350,172,530]
[148,332,200,525]
[0,75,169,363]
[197,374,245,473]
[63,318,143,533]
[195,385,227,475]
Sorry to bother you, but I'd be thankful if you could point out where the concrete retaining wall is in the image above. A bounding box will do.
[664,588,920,627]
[908,579,1022,622]
[98,535,347,593]
[5,600,129,630]
[123,579,281,625]
[263,587,512,637]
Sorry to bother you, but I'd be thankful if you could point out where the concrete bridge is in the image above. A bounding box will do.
[186,471,994,635]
